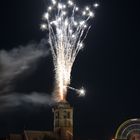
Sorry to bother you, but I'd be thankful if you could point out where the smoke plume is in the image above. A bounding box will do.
[0,39,56,111]
[0,39,49,94]
[0,92,55,112]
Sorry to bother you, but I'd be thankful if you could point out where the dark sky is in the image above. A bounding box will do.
[0,0,140,140]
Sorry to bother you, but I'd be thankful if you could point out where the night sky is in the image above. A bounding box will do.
[0,0,140,140]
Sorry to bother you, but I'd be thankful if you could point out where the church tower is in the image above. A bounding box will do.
[53,101,73,140]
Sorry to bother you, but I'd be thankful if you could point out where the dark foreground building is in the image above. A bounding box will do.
[6,101,73,140]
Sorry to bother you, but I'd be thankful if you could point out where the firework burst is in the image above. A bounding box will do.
[41,0,99,102]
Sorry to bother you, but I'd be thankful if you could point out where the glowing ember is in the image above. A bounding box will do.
[78,88,86,97]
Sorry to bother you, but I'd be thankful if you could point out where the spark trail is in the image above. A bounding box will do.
[41,0,99,102]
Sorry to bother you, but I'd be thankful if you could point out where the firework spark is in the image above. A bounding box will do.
[41,0,99,102]
[67,86,86,97]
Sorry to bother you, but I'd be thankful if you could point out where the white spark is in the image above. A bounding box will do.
[85,6,90,11]
[69,29,73,33]
[89,11,94,17]
[68,0,74,6]
[58,17,61,21]
[84,24,87,28]
[50,21,54,25]
[62,11,67,16]
[75,7,79,11]
[63,4,66,9]
[40,24,47,30]
[58,3,63,9]
[74,21,78,26]
[83,11,86,16]
[43,12,49,20]
[50,20,57,25]
[57,29,62,34]
[79,43,84,48]
[80,21,85,26]
[67,86,86,97]
[52,0,57,5]
[79,88,86,97]
[72,34,75,38]
[94,3,99,8]
[65,20,68,26]
[48,6,52,11]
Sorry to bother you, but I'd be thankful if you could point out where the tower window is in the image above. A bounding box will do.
[55,111,59,119]
[63,111,67,119]
[67,112,70,118]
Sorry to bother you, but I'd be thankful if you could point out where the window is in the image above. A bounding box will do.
[55,111,59,119]
[63,111,67,119]
[67,112,70,119]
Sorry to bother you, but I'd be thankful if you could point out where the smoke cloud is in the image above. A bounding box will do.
[0,92,55,112]
[0,39,56,111]
[0,39,49,94]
